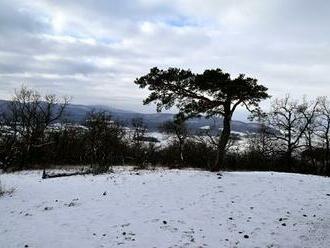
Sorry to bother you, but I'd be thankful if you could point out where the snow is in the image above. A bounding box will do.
[0,169,330,248]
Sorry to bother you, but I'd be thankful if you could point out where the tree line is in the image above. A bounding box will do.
[0,67,329,176]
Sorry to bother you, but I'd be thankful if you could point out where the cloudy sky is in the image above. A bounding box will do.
[0,0,329,115]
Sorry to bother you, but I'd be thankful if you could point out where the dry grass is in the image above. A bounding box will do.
[0,179,4,196]
[0,178,15,197]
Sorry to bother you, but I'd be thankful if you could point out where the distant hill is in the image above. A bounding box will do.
[0,100,261,133]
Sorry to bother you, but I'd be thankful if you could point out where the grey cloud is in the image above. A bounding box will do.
[0,1,48,34]
[0,0,329,114]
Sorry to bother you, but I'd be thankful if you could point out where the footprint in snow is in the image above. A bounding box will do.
[160,222,179,233]
[148,218,159,223]
[65,201,80,207]
[117,231,136,242]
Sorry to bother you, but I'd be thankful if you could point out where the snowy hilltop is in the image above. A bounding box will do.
[1,169,329,247]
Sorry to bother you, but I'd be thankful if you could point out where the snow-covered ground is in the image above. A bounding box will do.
[0,169,329,248]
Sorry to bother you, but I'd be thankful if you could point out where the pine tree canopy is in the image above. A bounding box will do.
[134,67,270,119]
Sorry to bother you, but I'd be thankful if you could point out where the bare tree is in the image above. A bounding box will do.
[131,117,147,143]
[130,117,148,166]
[314,97,330,174]
[247,120,275,159]
[301,98,321,167]
[1,86,70,168]
[160,117,189,163]
[265,95,318,167]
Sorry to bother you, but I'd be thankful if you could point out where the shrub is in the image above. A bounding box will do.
[0,178,3,196]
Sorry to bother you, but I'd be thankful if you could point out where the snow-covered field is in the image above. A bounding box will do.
[0,169,330,248]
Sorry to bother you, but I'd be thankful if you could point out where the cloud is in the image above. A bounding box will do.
[0,0,329,116]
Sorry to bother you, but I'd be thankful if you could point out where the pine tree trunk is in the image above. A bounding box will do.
[212,114,231,172]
